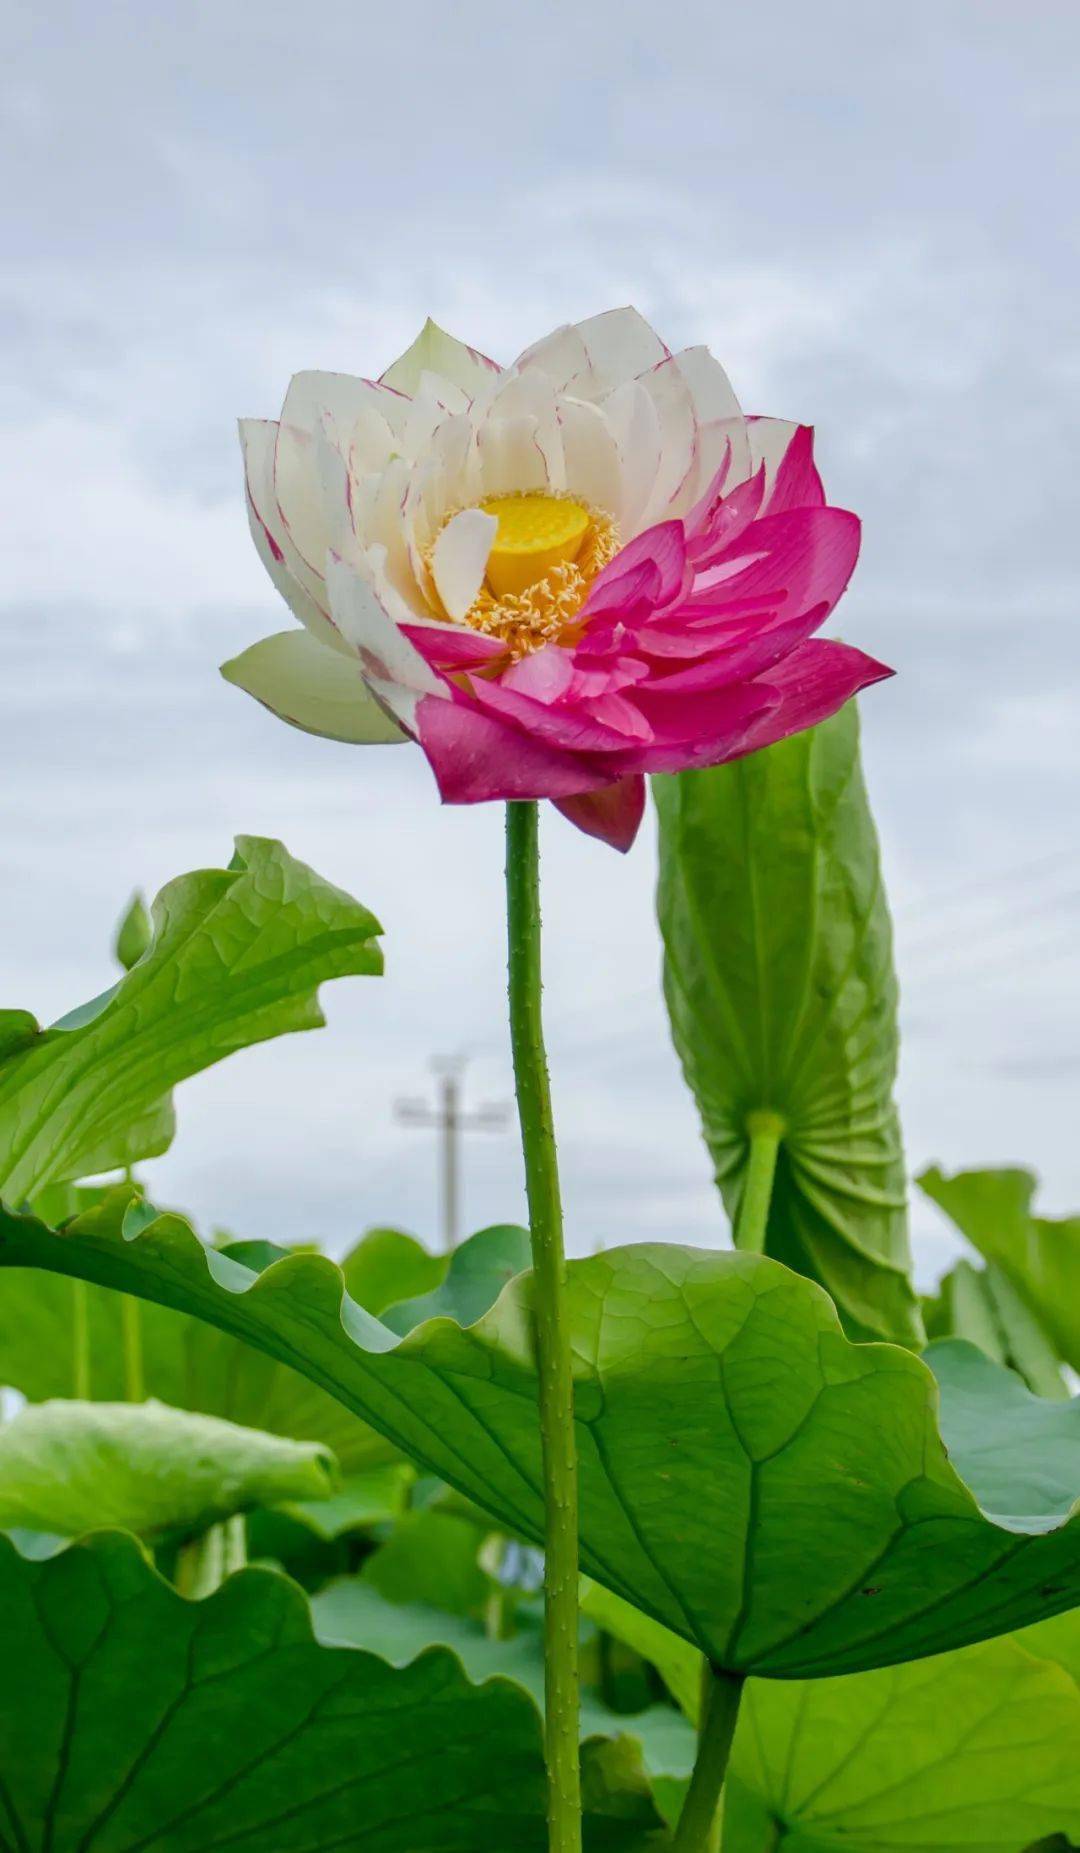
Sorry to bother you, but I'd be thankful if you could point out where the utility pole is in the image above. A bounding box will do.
[394,1058,509,1251]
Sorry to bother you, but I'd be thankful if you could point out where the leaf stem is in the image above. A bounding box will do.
[121,1168,144,1400]
[673,1665,744,1853]
[71,1279,91,1398]
[505,800,581,1853]
[121,1296,144,1401]
[175,1515,247,1598]
[737,1111,784,1253]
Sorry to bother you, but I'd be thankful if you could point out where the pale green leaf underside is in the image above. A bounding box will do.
[0,1399,335,1538]
[0,1532,664,1850]
[725,1635,1080,1851]
[5,1192,1080,1678]
[655,704,921,1346]
[921,1166,1080,1374]
[0,836,382,1202]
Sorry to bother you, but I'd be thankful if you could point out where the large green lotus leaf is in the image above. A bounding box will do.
[654,704,921,1347]
[923,1257,1069,1399]
[921,1167,1080,1373]
[0,1214,524,1476]
[0,1398,335,1538]
[723,1636,1080,1851]
[0,1227,397,1474]
[340,1226,447,1315]
[7,1195,1080,1679]
[0,836,382,1201]
[313,1575,696,1797]
[0,1532,665,1851]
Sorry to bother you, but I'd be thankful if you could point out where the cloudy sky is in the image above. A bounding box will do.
[3,0,1078,1283]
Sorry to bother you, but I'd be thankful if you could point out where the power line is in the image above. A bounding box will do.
[394,1057,510,1251]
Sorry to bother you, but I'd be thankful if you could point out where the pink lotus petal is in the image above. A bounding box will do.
[692,506,861,619]
[401,621,506,673]
[736,639,894,755]
[748,418,826,513]
[416,693,615,802]
[468,677,647,753]
[501,647,576,703]
[553,775,646,852]
[584,521,688,617]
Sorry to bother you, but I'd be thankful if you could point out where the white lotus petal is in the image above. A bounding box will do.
[240,419,345,654]
[351,455,428,612]
[601,380,663,536]
[558,397,625,518]
[513,323,591,392]
[483,371,564,490]
[221,629,407,744]
[401,415,477,603]
[314,422,363,569]
[274,419,334,604]
[637,356,700,524]
[400,371,471,461]
[478,416,552,498]
[326,556,447,733]
[347,401,399,476]
[379,318,502,399]
[279,370,395,441]
[672,347,743,426]
[431,507,497,621]
[575,307,669,387]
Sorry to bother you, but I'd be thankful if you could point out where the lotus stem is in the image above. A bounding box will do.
[505,799,582,1853]
[737,1111,785,1252]
[673,1664,744,1853]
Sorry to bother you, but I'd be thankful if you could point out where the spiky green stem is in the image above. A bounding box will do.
[505,800,581,1853]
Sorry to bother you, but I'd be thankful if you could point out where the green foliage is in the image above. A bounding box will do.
[655,703,921,1346]
[922,1257,1068,1397]
[112,889,152,971]
[0,1207,400,1473]
[0,1398,334,1538]
[379,1222,532,1333]
[723,1637,1080,1850]
[7,1193,1080,1679]
[363,1509,492,1616]
[341,1225,446,1315]
[314,1575,697,1800]
[0,1531,665,1850]
[0,836,382,1201]
[921,1166,1080,1373]
[274,1463,415,1540]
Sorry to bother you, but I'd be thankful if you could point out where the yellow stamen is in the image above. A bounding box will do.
[481,493,591,597]
[426,492,620,662]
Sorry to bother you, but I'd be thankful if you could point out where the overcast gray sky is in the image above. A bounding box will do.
[3,0,1078,1282]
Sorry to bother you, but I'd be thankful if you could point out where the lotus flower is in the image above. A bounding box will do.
[224,310,890,850]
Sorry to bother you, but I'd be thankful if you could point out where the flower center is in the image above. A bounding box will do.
[437,492,620,662]
[480,493,592,597]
